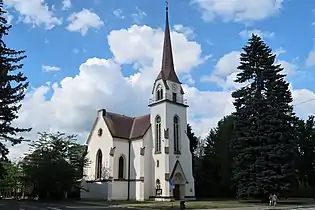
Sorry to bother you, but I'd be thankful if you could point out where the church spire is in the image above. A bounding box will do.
[155,0,181,85]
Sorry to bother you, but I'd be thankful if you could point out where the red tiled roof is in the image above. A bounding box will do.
[104,111,151,140]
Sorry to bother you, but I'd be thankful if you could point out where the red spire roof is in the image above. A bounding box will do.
[155,2,181,85]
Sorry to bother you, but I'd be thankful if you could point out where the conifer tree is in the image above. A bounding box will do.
[0,1,31,161]
[231,34,297,199]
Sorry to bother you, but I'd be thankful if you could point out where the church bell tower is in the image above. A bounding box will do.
[148,1,195,200]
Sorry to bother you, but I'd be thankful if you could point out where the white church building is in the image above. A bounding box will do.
[81,4,195,201]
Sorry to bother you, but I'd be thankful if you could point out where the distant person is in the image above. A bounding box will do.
[269,194,273,206]
[272,193,278,206]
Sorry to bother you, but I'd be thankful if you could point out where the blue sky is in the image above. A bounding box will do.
[6,0,315,91]
[3,0,315,158]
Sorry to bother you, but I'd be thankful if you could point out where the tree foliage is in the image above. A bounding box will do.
[21,132,89,200]
[187,123,198,175]
[230,34,297,199]
[195,115,235,197]
[295,116,315,191]
[0,1,30,168]
[0,160,20,196]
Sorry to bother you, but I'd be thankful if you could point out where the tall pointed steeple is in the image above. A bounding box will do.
[155,1,181,85]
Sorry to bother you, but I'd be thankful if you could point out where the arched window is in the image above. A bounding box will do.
[156,85,163,101]
[96,149,102,179]
[118,156,125,179]
[174,116,180,153]
[155,179,162,196]
[156,179,161,189]
[155,115,161,152]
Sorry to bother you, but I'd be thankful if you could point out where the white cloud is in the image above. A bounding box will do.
[62,0,72,11]
[306,49,315,67]
[107,25,206,87]
[192,0,284,22]
[275,47,286,56]
[201,50,297,90]
[113,9,125,19]
[42,65,61,72]
[239,29,275,39]
[66,9,104,36]
[173,24,195,39]
[3,10,13,24]
[292,89,315,119]
[3,0,62,29]
[131,7,146,24]
[201,51,241,90]
[278,60,297,76]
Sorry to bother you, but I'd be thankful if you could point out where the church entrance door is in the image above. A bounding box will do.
[173,184,180,200]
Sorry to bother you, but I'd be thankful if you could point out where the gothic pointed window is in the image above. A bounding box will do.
[174,116,180,153]
[156,85,163,101]
[156,179,161,189]
[155,179,162,196]
[118,156,125,179]
[96,149,102,179]
[155,115,162,153]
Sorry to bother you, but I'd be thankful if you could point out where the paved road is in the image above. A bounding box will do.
[0,200,138,210]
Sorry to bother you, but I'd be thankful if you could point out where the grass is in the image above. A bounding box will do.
[77,198,315,209]
[114,200,257,209]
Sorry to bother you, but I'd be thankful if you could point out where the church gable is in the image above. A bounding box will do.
[170,160,188,183]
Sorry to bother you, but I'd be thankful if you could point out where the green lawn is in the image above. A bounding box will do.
[78,198,315,209]
[115,200,256,209]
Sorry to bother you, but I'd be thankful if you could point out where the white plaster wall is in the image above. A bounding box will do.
[130,139,142,199]
[165,101,195,198]
[150,95,169,198]
[130,140,142,179]
[81,181,108,200]
[111,181,128,200]
[112,138,129,200]
[143,127,153,199]
[112,139,129,179]
[85,112,113,181]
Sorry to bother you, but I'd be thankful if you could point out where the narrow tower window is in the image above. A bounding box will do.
[155,115,162,153]
[96,149,102,179]
[156,85,163,101]
[173,116,180,153]
[172,92,177,102]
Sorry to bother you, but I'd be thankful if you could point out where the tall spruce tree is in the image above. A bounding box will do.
[0,1,30,161]
[231,34,297,199]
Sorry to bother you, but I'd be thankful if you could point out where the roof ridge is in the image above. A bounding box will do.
[135,113,150,119]
[107,111,135,119]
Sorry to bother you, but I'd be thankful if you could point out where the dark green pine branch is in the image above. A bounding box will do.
[230,34,297,199]
[0,0,31,160]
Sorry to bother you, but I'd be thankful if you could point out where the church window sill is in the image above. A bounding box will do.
[155,150,162,154]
